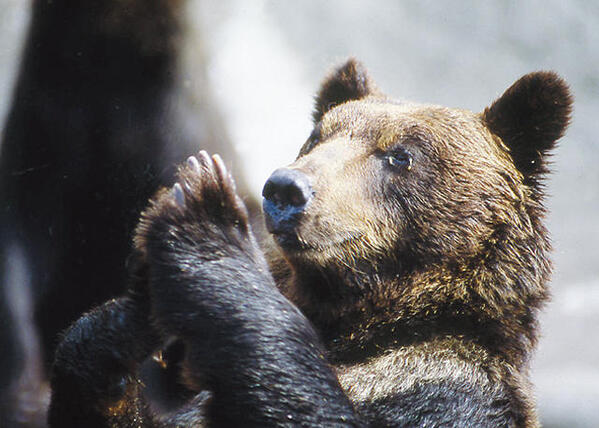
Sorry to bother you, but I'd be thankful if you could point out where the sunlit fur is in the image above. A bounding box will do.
[272,60,571,427]
[49,59,571,427]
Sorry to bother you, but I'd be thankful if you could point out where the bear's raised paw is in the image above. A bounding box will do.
[172,150,249,227]
[133,151,251,267]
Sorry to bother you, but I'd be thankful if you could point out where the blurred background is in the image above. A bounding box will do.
[1,1,597,426]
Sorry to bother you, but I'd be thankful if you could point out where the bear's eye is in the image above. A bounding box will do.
[386,148,413,171]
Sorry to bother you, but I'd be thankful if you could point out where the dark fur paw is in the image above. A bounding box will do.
[132,151,267,342]
[167,150,249,230]
[171,151,249,229]
[133,151,253,270]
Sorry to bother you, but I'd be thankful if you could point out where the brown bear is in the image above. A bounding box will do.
[48,59,572,427]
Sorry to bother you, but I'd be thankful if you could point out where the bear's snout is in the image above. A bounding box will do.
[262,168,313,235]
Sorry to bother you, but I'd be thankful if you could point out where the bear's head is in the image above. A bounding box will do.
[262,59,572,364]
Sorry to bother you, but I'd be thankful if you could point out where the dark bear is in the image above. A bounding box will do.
[48,59,572,427]
[0,1,255,425]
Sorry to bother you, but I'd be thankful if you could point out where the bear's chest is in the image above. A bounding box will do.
[334,344,512,426]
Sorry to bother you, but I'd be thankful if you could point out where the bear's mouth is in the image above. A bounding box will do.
[272,230,363,253]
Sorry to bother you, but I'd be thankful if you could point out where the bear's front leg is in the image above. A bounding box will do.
[135,151,361,427]
[48,293,159,427]
[134,151,272,339]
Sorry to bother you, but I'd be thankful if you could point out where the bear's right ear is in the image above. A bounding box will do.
[482,71,573,181]
[312,58,377,123]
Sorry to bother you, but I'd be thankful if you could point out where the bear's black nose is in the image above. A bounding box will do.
[262,168,313,208]
[262,168,313,234]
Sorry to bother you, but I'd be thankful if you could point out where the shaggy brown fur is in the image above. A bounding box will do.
[49,59,571,427]
[278,60,571,426]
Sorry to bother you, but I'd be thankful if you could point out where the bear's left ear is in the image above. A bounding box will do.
[482,71,573,179]
[313,58,378,123]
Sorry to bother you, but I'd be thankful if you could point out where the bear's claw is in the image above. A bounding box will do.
[186,155,201,173]
[197,150,212,170]
[172,182,185,207]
